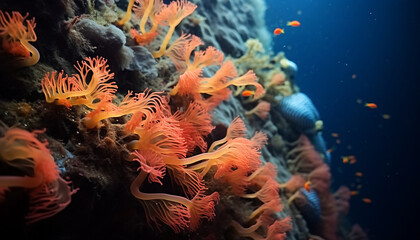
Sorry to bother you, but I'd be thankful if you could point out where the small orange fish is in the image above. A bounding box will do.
[365,103,378,109]
[287,20,301,27]
[331,133,339,138]
[274,28,284,35]
[342,156,349,164]
[355,172,363,177]
[362,198,372,204]
[350,191,359,196]
[242,90,255,97]
[304,181,311,192]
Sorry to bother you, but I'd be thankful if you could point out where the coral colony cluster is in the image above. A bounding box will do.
[0,0,367,239]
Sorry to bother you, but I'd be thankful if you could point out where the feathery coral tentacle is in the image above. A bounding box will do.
[0,10,39,67]
[41,57,117,109]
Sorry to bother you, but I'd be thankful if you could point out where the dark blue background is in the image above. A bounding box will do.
[265,0,420,239]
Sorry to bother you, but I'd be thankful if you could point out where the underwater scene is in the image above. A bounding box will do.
[0,0,418,239]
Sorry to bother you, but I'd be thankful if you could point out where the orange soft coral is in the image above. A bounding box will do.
[0,128,58,188]
[130,157,219,232]
[152,0,197,58]
[173,102,214,153]
[41,57,117,109]
[208,116,246,152]
[131,150,166,185]
[130,29,159,46]
[117,0,136,26]
[180,137,262,178]
[245,101,271,120]
[241,178,280,203]
[231,215,291,240]
[247,162,278,188]
[128,0,164,45]
[171,61,264,109]
[134,0,164,34]
[199,61,263,107]
[246,198,284,222]
[0,128,76,223]
[170,68,202,96]
[0,10,39,67]
[167,165,204,198]
[84,89,163,129]
[126,103,188,159]
[279,174,306,193]
[165,33,224,72]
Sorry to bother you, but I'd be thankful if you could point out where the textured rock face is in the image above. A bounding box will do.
[126,46,158,78]
[75,19,131,68]
[181,0,271,57]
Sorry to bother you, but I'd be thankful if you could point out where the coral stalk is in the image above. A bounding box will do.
[117,0,136,26]
[130,170,219,232]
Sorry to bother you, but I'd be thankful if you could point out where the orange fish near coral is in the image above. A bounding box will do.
[350,191,359,196]
[355,172,363,177]
[304,181,311,192]
[287,20,301,27]
[342,156,349,164]
[242,90,255,97]
[274,28,284,35]
[362,198,372,204]
[365,103,378,109]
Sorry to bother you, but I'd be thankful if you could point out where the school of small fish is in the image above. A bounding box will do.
[272,17,383,206]
[273,20,300,35]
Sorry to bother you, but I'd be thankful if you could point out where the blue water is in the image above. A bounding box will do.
[265,0,420,239]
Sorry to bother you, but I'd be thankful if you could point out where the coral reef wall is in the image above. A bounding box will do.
[182,0,271,57]
[0,0,366,239]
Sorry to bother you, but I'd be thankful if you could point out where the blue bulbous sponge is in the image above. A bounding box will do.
[277,92,320,134]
